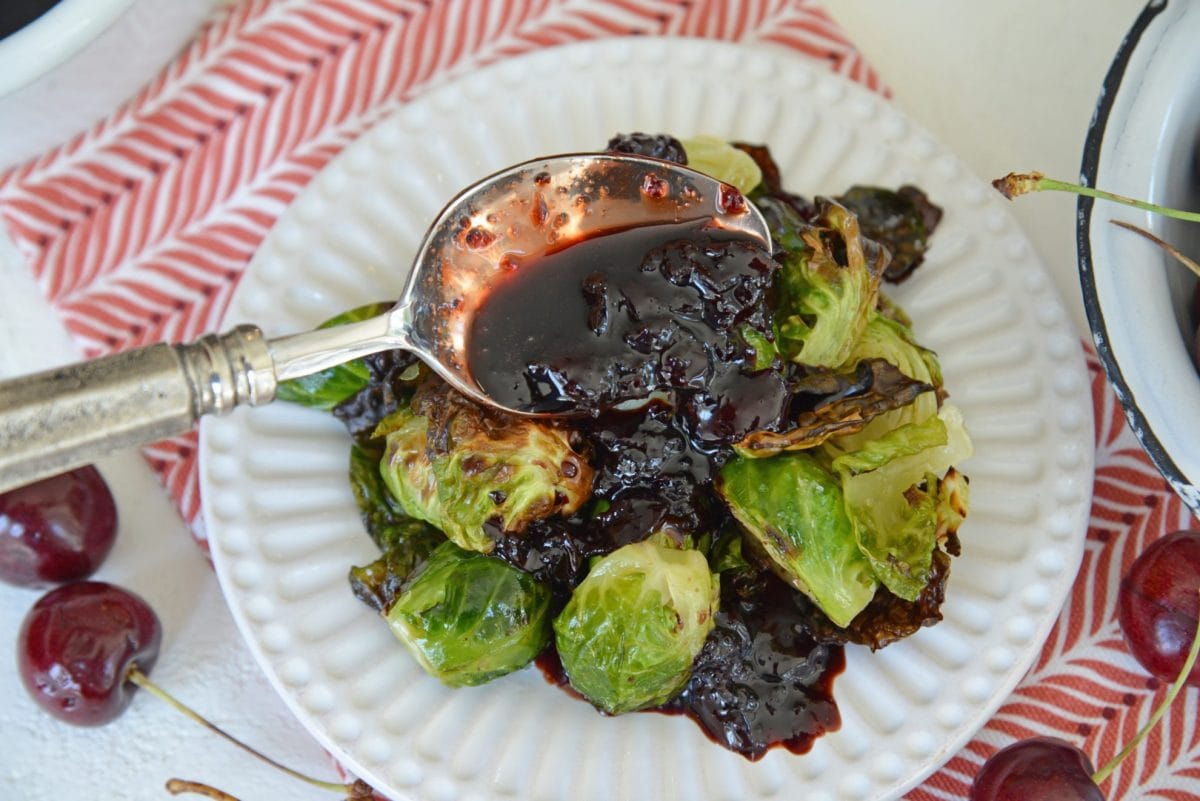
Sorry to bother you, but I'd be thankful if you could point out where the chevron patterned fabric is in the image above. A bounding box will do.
[1,2,1196,797]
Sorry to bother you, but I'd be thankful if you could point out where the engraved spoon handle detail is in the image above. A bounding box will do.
[0,325,276,493]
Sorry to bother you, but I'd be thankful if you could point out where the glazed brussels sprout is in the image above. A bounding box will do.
[553,537,719,714]
[763,196,889,369]
[385,541,552,687]
[377,380,593,553]
[717,451,877,627]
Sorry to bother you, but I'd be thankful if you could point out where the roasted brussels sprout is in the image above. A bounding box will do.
[377,380,593,553]
[833,404,972,601]
[385,541,552,687]
[717,452,877,628]
[763,196,889,368]
[554,537,719,714]
[836,185,942,283]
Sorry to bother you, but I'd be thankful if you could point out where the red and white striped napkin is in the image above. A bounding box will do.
[1,1,1196,797]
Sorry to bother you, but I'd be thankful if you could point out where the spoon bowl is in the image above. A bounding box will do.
[0,153,771,491]
[269,153,772,411]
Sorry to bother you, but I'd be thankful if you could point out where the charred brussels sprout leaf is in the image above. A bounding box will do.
[836,185,942,283]
[717,453,876,628]
[276,302,393,410]
[833,405,972,601]
[554,537,719,714]
[385,541,552,687]
[829,312,944,453]
[733,359,933,457]
[763,197,889,368]
[378,380,593,553]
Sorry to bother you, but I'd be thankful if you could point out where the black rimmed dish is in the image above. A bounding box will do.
[1079,0,1200,513]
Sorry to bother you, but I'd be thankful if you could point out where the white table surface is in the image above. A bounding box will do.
[0,1,1147,799]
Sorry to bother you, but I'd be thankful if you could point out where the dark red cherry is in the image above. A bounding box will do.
[969,736,1103,801]
[17,581,161,726]
[0,465,117,587]
[1117,530,1200,687]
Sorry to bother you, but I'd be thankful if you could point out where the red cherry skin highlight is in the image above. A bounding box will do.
[17,581,161,726]
[1117,530,1200,687]
[0,466,117,587]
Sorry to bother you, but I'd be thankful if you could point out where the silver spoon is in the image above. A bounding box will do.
[0,153,771,493]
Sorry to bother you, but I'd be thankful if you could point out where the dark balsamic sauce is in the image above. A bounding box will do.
[534,570,845,760]
[664,571,844,759]
[466,219,787,445]
[468,214,845,760]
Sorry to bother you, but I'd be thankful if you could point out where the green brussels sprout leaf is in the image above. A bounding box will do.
[385,541,552,687]
[717,452,877,628]
[554,537,719,714]
[275,301,393,410]
[707,524,751,574]
[679,135,763,194]
[833,404,973,600]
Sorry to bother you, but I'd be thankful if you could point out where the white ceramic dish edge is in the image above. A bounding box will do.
[1079,0,1200,511]
[0,0,219,168]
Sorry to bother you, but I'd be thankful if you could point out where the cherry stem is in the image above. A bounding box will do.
[1109,220,1200,281]
[166,779,243,800]
[126,665,349,794]
[992,172,1200,222]
[1091,589,1200,786]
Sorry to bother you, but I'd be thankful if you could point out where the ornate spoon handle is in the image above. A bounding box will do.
[0,325,275,493]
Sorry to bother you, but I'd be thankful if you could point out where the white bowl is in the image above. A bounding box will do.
[0,0,218,168]
[1079,0,1200,511]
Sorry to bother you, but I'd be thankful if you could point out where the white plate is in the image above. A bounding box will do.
[200,38,1093,801]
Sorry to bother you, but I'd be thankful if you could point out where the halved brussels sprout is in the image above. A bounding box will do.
[385,541,552,687]
[553,537,718,714]
[717,452,877,627]
[377,380,593,553]
[765,197,889,369]
[833,404,973,601]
